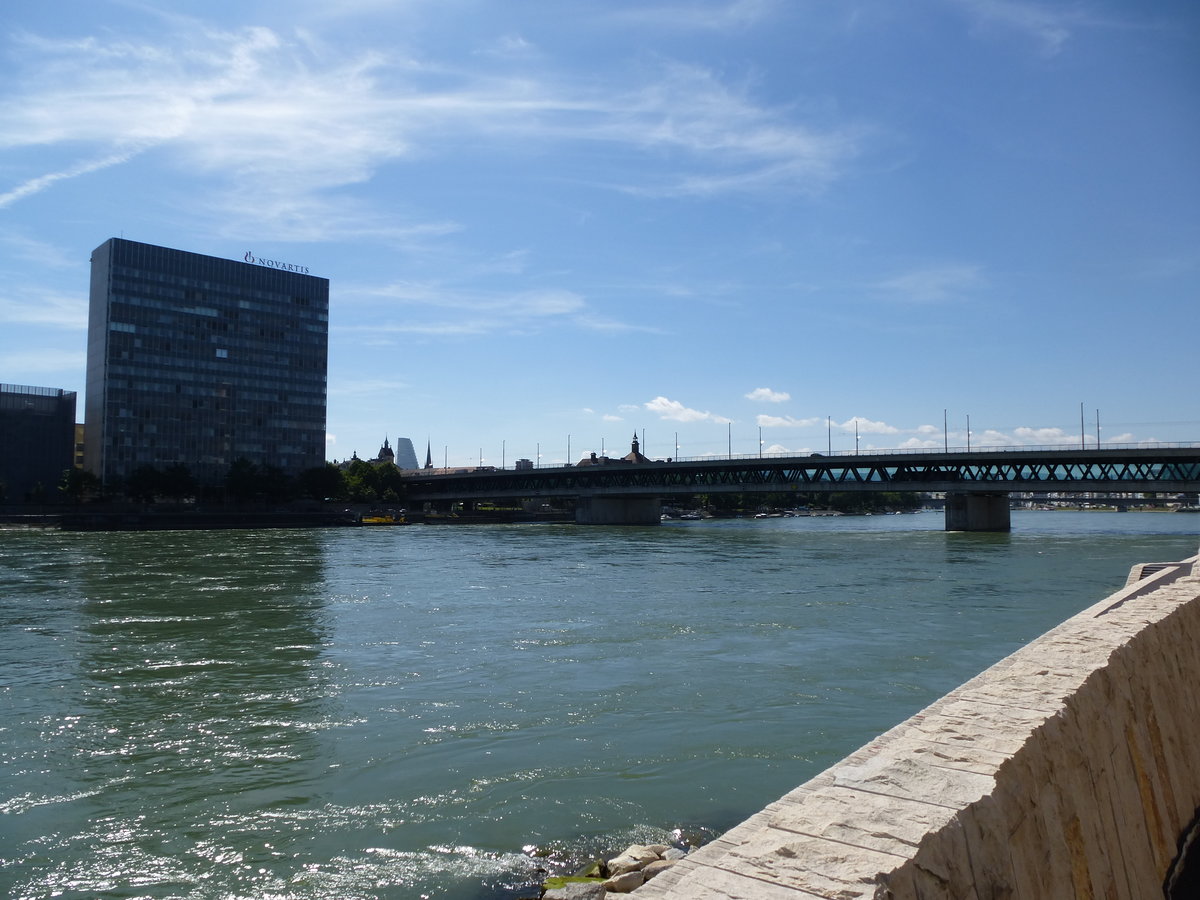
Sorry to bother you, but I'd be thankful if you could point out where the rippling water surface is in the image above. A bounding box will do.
[1,512,1196,898]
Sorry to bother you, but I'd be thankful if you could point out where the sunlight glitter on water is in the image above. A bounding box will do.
[1,514,1196,898]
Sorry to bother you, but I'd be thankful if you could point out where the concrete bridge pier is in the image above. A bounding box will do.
[945,491,1011,532]
[575,496,662,525]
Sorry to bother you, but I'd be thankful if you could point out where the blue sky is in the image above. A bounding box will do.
[2,0,1197,468]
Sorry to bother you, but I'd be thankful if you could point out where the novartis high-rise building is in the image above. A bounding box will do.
[84,239,329,488]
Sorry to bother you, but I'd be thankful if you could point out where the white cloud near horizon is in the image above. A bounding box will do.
[842,416,900,435]
[746,387,790,403]
[1013,426,1082,445]
[757,414,820,428]
[645,396,732,424]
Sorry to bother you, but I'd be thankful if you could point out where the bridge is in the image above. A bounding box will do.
[400,444,1200,530]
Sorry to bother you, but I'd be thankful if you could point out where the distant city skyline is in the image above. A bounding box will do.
[1,1,1197,468]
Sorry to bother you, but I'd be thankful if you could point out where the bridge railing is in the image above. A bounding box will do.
[661,441,1200,464]
[419,441,1200,474]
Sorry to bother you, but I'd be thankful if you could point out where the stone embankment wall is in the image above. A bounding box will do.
[634,552,1200,899]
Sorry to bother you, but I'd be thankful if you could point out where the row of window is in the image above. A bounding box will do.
[107,318,326,348]
[106,358,327,383]
[110,263,326,304]
[102,378,324,405]
[108,285,328,323]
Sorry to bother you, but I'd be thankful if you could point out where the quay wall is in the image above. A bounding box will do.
[634,552,1200,899]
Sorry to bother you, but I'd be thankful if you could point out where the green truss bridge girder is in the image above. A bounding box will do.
[400,446,1200,529]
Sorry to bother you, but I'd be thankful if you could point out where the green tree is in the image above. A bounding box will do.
[298,463,347,501]
[59,467,101,504]
[259,465,293,504]
[125,465,162,504]
[343,458,381,503]
[160,463,197,502]
[375,464,406,504]
[225,458,260,504]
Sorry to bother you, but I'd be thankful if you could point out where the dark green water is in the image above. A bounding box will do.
[1,512,1196,899]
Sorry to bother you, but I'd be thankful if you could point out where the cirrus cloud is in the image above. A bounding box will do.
[0,21,863,235]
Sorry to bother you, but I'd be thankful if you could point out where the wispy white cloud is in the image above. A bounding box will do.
[0,232,79,269]
[338,280,655,337]
[614,62,861,198]
[327,378,411,397]
[0,289,88,329]
[0,20,862,233]
[0,147,147,209]
[746,387,790,403]
[1013,425,1081,445]
[946,0,1112,56]
[901,423,1095,449]
[477,33,538,61]
[874,264,984,303]
[841,416,900,435]
[350,283,585,316]
[606,0,779,32]
[898,435,943,449]
[756,414,819,428]
[645,395,732,424]
[0,348,85,374]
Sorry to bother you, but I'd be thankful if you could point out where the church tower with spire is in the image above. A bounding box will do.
[376,436,395,466]
[622,432,650,464]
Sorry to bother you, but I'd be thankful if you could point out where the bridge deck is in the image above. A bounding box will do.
[401,446,1200,503]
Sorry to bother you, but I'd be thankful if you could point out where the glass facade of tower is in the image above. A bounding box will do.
[84,239,329,488]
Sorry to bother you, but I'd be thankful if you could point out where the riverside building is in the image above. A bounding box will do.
[84,239,329,489]
[0,384,77,502]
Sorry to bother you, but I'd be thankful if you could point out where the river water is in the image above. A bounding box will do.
[1,511,1197,899]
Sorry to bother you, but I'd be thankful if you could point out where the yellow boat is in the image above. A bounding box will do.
[360,510,407,525]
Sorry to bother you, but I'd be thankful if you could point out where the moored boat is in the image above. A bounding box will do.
[360,509,407,525]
